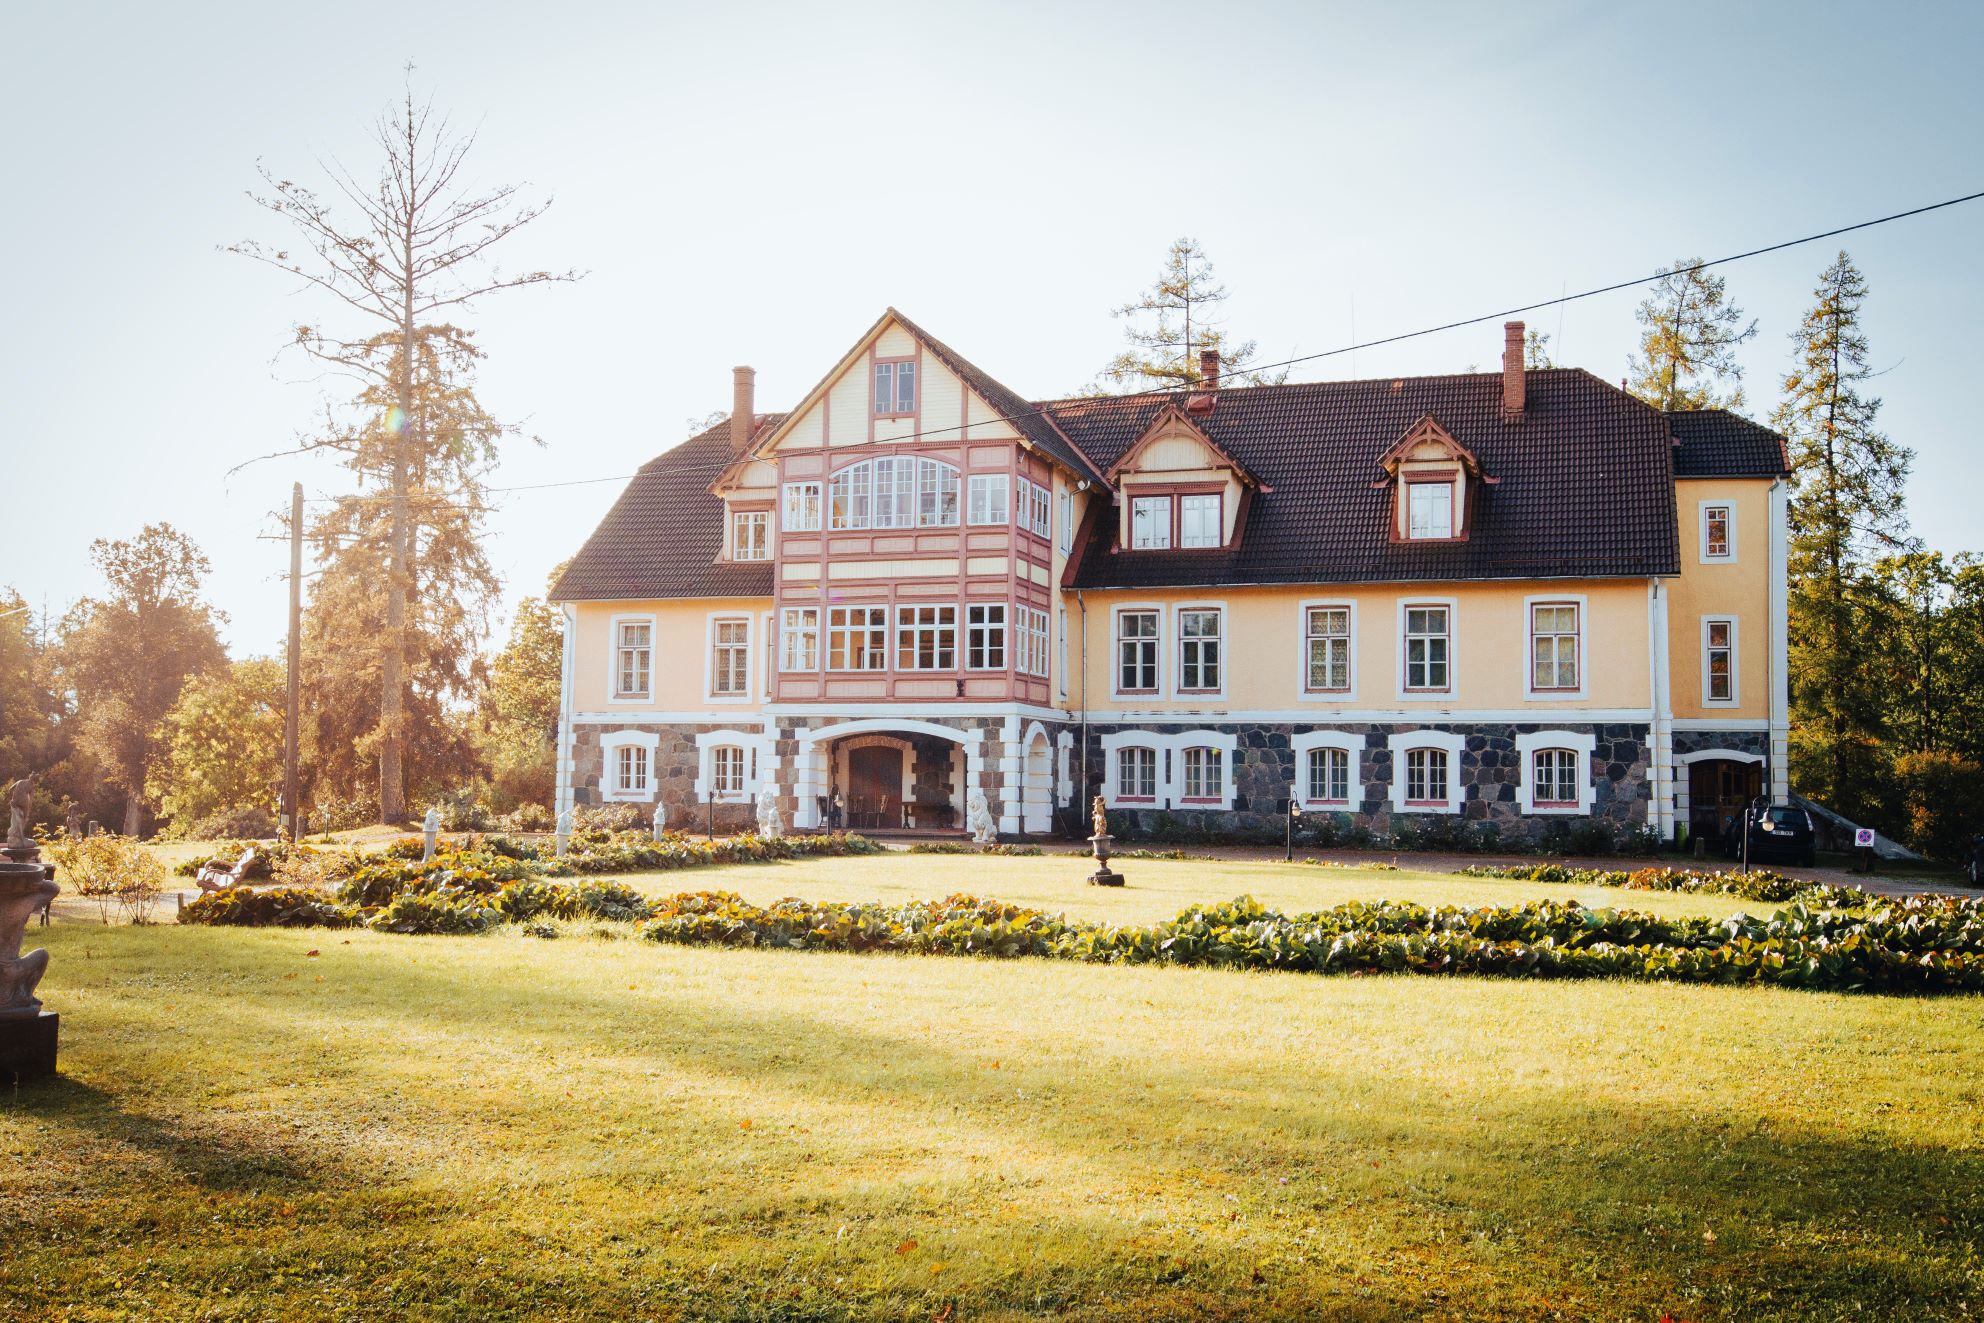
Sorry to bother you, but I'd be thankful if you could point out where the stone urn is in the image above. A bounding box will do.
[1086,795,1124,888]
[0,841,59,1080]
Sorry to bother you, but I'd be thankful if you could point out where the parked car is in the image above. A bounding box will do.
[1721,803,1818,867]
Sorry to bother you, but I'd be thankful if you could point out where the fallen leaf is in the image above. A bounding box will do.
[305,950,319,958]
[896,1239,918,1255]
[929,1262,945,1274]
[1701,1229,1716,1246]
[739,1119,753,1131]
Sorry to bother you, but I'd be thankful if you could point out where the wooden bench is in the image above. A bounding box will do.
[195,848,257,893]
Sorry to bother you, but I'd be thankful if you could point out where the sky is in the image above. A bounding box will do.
[4,0,1981,655]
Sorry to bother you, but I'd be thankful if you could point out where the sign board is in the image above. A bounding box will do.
[1854,827,1876,849]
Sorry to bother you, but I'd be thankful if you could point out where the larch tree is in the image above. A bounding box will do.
[1625,258,1757,411]
[1523,328,1554,370]
[57,525,226,835]
[231,79,575,824]
[1773,251,1914,816]
[1094,238,1286,392]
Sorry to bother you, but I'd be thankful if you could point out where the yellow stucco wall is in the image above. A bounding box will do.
[1667,478,1773,720]
[1071,579,1653,712]
[570,597,769,713]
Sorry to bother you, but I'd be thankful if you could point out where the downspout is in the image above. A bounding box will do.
[1647,578,1674,842]
[1767,476,1790,804]
[1076,589,1090,821]
[556,602,578,818]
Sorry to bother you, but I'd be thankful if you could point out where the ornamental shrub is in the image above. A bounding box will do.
[367,887,506,935]
[181,886,356,928]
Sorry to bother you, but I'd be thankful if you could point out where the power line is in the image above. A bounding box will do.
[282,185,1984,505]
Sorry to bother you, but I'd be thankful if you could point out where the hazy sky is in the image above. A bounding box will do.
[4,1,1980,653]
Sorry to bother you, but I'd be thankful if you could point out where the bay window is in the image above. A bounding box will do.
[782,481,822,533]
[829,456,958,530]
[1019,479,1051,537]
[896,605,957,670]
[966,603,1007,670]
[1018,607,1049,678]
[828,606,888,671]
[779,607,819,672]
[967,473,1009,526]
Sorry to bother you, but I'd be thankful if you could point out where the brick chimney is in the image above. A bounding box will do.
[1199,348,1220,389]
[1501,321,1525,418]
[730,366,756,455]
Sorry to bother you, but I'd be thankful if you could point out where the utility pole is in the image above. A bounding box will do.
[284,481,303,844]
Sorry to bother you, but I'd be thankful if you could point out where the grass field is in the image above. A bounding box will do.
[4,856,1981,1321]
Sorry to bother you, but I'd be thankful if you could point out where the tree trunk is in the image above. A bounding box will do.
[123,788,142,838]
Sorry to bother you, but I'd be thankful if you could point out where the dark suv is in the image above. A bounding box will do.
[1721,803,1818,868]
[1967,835,1983,888]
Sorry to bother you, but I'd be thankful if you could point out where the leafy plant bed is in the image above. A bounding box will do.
[1454,863,1867,908]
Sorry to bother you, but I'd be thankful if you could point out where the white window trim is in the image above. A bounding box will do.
[1701,615,1740,707]
[894,602,959,672]
[1513,729,1596,815]
[1396,597,1459,702]
[1058,489,1073,552]
[1056,606,1069,699]
[1297,599,1358,703]
[1111,602,1166,699]
[1522,594,1589,701]
[1292,729,1363,809]
[599,729,660,803]
[1699,500,1737,564]
[704,613,755,705]
[779,606,820,674]
[607,612,657,705]
[1173,601,1227,700]
[729,509,771,562]
[1099,728,1238,810]
[782,481,822,533]
[966,472,1010,527]
[1129,494,1173,550]
[1387,728,1467,815]
[692,728,770,804]
[965,601,1008,672]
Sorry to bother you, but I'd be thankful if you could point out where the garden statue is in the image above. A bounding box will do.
[63,803,82,839]
[5,772,34,848]
[0,771,58,1079]
[652,808,667,843]
[421,805,441,864]
[554,804,573,859]
[756,785,784,840]
[965,786,997,845]
[1087,794,1124,887]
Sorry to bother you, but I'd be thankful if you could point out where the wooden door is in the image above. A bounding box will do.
[1688,759,1761,841]
[848,746,902,829]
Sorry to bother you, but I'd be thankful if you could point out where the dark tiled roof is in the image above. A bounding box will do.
[1668,408,1791,478]
[1059,368,1681,589]
[888,309,1104,483]
[548,419,782,602]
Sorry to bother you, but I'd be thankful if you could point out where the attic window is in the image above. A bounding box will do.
[1406,480,1454,539]
[874,359,916,416]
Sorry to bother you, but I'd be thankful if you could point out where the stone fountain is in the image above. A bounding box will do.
[1,773,59,1081]
[1087,795,1124,887]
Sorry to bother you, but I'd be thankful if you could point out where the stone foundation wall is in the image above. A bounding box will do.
[1082,722,1652,843]
[568,723,757,832]
[1673,728,1767,759]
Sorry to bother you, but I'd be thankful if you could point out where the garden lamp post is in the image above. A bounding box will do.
[1286,796,1301,862]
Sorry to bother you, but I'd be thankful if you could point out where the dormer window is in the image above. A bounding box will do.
[1406,480,1454,539]
[873,358,916,416]
[731,510,769,561]
[1131,496,1172,549]
[1179,494,1222,548]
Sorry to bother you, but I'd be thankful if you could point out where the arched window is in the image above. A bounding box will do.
[1116,746,1158,802]
[828,456,960,530]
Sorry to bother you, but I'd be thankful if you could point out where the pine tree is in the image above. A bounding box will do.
[1626,258,1757,410]
[1523,328,1554,370]
[1094,238,1285,391]
[1775,251,1915,815]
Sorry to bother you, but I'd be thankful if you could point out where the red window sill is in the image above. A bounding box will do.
[873,410,917,420]
[1117,796,1156,805]
[1305,688,1352,696]
[1534,800,1578,810]
[1304,799,1350,809]
[1115,690,1159,698]
[1403,799,1448,809]
[1176,688,1221,697]
[1180,797,1222,805]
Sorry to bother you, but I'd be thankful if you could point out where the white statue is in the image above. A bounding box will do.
[756,785,784,840]
[965,786,997,845]
[421,805,441,864]
[554,804,574,858]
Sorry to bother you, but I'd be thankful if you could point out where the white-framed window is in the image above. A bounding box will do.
[1058,490,1073,551]
[967,473,1009,526]
[1514,730,1595,815]
[1308,746,1350,805]
[1179,493,1222,549]
[829,456,958,530]
[710,618,751,696]
[1529,601,1580,693]
[731,509,770,561]
[1116,746,1157,801]
[828,606,888,671]
[1304,605,1351,694]
[600,730,660,802]
[1387,730,1466,814]
[1407,480,1454,539]
[1403,603,1451,693]
[779,607,819,672]
[1019,479,1051,537]
[711,745,746,798]
[612,617,653,700]
[1115,608,1160,694]
[896,604,957,670]
[1130,496,1171,549]
[1018,607,1049,678]
[1703,616,1738,705]
[1177,607,1222,694]
[1180,746,1224,802]
[1701,502,1735,562]
[874,358,917,416]
[966,603,1006,670]
[782,482,822,533]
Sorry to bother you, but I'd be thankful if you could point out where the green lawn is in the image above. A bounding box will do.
[624,850,1773,925]
[4,857,1980,1321]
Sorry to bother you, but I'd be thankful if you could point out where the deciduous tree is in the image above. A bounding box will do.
[479,595,562,811]
[148,657,286,831]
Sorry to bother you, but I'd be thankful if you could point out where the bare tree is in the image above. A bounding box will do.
[231,79,577,824]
